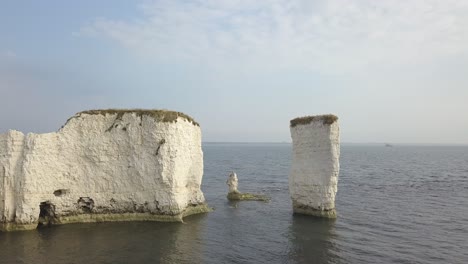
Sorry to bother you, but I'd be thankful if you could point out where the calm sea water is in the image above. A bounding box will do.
[1,143,467,263]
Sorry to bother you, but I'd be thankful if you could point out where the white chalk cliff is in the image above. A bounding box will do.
[0,109,210,231]
[289,115,340,218]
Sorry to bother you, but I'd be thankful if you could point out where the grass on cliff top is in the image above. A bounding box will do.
[290,114,338,127]
[65,109,199,127]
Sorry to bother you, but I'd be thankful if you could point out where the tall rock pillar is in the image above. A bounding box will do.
[289,115,340,218]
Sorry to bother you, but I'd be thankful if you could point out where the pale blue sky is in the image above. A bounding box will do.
[1,0,467,143]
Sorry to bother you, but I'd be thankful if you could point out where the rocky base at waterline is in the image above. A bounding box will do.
[0,109,210,231]
[292,201,336,218]
[3,204,212,231]
[227,191,270,202]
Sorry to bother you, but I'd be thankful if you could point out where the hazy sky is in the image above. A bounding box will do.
[1,0,467,143]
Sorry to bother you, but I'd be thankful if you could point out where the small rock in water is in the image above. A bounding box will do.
[226,172,270,202]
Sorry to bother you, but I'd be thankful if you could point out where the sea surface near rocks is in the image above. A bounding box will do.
[1,143,467,263]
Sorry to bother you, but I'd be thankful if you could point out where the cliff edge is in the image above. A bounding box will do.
[0,109,210,231]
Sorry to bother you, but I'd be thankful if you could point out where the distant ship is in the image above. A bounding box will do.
[385,143,393,147]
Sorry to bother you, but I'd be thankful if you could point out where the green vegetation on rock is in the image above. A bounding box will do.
[64,109,200,127]
[0,204,212,232]
[290,114,338,127]
[293,207,337,219]
[292,201,337,219]
[227,191,270,202]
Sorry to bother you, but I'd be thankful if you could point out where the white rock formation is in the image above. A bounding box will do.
[289,115,340,218]
[226,172,239,193]
[0,109,210,231]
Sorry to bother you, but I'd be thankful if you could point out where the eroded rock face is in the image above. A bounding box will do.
[289,115,340,218]
[0,109,209,231]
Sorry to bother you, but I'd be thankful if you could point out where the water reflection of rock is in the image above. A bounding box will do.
[162,214,206,263]
[288,215,340,264]
[0,215,207,264]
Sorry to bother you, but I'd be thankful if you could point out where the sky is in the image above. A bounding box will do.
[1,0,467,144]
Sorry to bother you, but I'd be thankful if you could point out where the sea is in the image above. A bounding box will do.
[0,143,467,264]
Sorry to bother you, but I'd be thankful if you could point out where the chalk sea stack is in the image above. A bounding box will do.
[289,114,340,218]
[0,109,210,231]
